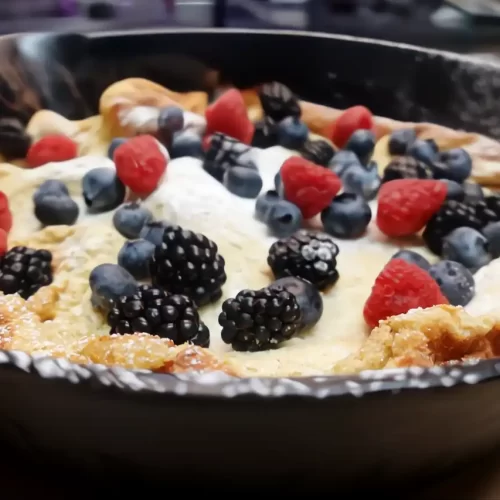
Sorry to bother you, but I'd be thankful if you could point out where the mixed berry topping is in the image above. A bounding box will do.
[0,246,53,299]
[157,105,184,147]
[170,132,204,159]
[205,88,254,145]
[327,105,373,149]
[0,118,32,161]
[340,160,381,200]
[388,129,416,156]
[267,229,339,291]
[219,285,302,352]
[223,166,263,199]
[150,225,227,306]
[321,192,372,239]
[251,118,279,149]
[118,240,155,280]
[108,284,209,347]
[258,82,301,123]
[363,258,448,329]
[428,260,475,307]
[27,135,78,168]
[344,129,376,165]
[114,135,167,196]
[113,202,153,239]
[5,78,499,355]
[299,139,335,166]
[277,116,309,150]
[280,157,341,219]
[376,179,448,238]
[422,200,497,255]
[82,167,125,213]
[89,263,139,312]
[203,132,255,182]
[381,156,432,183]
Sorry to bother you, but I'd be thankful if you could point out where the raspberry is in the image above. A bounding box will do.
[205,89,254,145]
[202,134,212,152]
[376,179,447,237]
[114,135,167,195]
[326,106,373,149]
[26,135,78,168]
[0,192,12,233]
[363,258,448,329]
[280,157,341,219]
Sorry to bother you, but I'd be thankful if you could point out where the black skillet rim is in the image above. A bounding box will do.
[2,28,500,400]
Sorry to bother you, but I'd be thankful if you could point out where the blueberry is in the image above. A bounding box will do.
[431,161,452,180]
[340,161,381,200]
[463,182,484,203]
[482,221,500,258]
[113,202,153,239]
[321,193,371,238]
[440,148,472,183]
[157,106,184,146]
[440,179,464,201]
[255,190,281,223]
[267,200,303,237]
[89,263,138,311]
[223,166,263,199]
[170,132,203,159]
[428,260,475,306]
[388,129,416,156]
[117,239,155,280]
[82,167,126,213]
[345,129,376,165]
[274,171,283,194]
[276,117,309,150]
[408,139,438,166]
[139,220,171,246]
[391,249,431,271]
[441,227,492,272]
[271,276,323,330]
[328,150,360,177]
[108,138,127,160]
[425,139,439,154]
[33,180,70,204]
[34,195,79,226]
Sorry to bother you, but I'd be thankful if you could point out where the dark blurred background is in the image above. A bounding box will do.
[2,0,500,57]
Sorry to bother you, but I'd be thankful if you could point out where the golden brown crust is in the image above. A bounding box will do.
[99,78,208,137]
[334,305,500,374]
[0,293,235,375]
[1,288,499,377]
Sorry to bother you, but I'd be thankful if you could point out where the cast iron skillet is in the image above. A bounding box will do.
[1,29,500,489]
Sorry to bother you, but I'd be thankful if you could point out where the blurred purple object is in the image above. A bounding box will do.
[59,0,78,16]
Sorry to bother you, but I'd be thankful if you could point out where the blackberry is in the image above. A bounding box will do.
[251,118,278,149]
[267,229,339,290]
[258,82,301,123]
[485,193,500,219]
[381,156,432,183]
[150,225,226,306]
[0,246,53,299]
[0,118,31,161]
[219,286,302,352]
[299,140,335,167]
[422,200,498,255]
[203,133,254,181]
[107,285,209,347]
